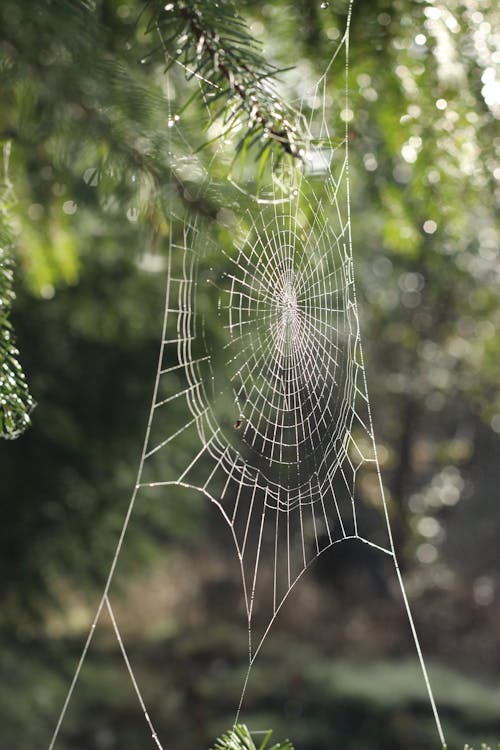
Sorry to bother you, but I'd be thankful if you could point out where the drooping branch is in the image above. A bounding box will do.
[148,0,303,162]
[0,143,35,439]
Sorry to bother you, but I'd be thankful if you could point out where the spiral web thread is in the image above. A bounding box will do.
[48,3,445,748]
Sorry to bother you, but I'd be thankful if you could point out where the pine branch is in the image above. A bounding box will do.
[210,724,294,750]
[148,0,303,162]
[0,143,35,439]
[0,15,218,220]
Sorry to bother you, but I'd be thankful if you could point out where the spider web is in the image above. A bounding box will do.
[48,2,445,748]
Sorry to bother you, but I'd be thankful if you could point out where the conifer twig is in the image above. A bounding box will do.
[148,0,303,162]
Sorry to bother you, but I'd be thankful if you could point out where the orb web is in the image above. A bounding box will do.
[175,192,358,495]
[47,2,446,748]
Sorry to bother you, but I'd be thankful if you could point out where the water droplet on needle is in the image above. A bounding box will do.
[321,1,329,7]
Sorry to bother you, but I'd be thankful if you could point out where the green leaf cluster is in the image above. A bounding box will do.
[0,143,35,439]
[211,724,294,750]
[150,0,302,162]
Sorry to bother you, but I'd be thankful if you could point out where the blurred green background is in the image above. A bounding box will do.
[0,0,499,748]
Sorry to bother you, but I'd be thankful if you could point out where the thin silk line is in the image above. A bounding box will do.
[343,1,445,744]
[105,596,164,750]
[48,232,175,750]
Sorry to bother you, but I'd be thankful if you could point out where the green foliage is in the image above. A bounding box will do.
[150,0,302,163]
[211,722,500,750]
[0,142,34,438]
[211,724,294,750]
[0,0,300,442]
[209,731,500,750]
